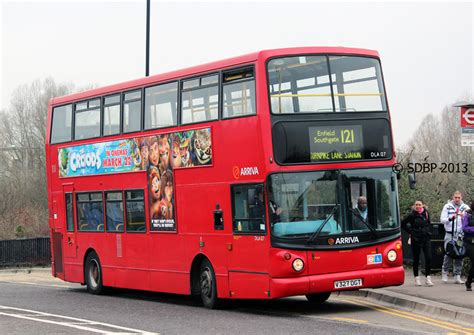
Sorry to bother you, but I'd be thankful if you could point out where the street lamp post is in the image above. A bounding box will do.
[146,0,151,77]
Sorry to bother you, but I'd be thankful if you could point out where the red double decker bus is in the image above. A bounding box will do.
[46,47,404,309]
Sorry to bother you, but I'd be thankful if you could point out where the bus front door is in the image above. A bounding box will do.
[62,184,78,282]
[227,183,270,299]
[50,191,65,279]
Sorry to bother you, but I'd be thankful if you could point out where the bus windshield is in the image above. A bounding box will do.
[268,55,387,113]
[268,168,399,240]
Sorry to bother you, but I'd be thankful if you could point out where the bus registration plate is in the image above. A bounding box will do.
[334,279,363,289]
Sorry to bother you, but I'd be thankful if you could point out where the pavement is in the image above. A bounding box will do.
[1,266,474,327]
[342,270,474,327]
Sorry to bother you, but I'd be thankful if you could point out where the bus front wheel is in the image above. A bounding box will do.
[306,292,331,304]
[85,251,104,295]
[199,259,219,309]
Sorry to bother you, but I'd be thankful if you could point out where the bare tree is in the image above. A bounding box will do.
[0,78,73,239]
[399,102,474,217]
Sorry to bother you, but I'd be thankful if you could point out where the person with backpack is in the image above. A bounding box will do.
[462,201,474,291]
[440,191,470,284]
[402,200,433,286]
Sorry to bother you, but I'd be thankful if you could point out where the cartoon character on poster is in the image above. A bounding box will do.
[130,139,142,171]
[179,132,193,167]
[138,137,150,171]
[58,149,69,177]
[192,129,212,165]
[157,170,174,221]
[170,134,182,169]
[148,166,162,221]
[148,136,160,168]
[158,134,171,172]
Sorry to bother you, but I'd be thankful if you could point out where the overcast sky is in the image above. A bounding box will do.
[1,0,472,147]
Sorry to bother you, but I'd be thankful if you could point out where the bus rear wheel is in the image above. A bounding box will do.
[306,292,331,304]
[85,251,104,295]
[199,259,219,309]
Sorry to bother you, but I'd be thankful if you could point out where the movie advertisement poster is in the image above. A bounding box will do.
[57,128,212,232]
[147,128,212,231]
[58,139,143,177]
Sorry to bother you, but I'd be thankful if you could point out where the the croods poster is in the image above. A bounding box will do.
[147,128,212,231]
[57,127,213,231]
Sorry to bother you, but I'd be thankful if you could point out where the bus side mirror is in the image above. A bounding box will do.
[214,204,224,230]
[408,173,417,190]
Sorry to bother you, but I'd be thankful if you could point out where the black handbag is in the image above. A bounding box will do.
[445,240,466,259]
[445,213,466,259]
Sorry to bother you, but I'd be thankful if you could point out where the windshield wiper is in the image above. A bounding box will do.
[307,205,339,244]
[349,208,378,237]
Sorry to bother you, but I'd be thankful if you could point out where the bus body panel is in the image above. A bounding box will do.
[270,266,404,299]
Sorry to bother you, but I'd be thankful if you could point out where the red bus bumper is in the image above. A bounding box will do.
[269,266,404,299]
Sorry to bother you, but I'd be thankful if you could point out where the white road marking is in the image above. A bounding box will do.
[0,280,76,289]
[0,305,158,334]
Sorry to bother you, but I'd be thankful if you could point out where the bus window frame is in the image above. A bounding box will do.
[221,66,256,120]
[50,104,73,144]
[76,191,105,233]
[122,89,144,135]
[102,93,122,138]
[124,188,147,234]
[265,54,389,115]
[230,183,267,236]
[105,190,125,233]
[49,63,259,145]
[143,80,179,131]
[65,192,75,232]
[180,73,220,126]
[73,99,102,141]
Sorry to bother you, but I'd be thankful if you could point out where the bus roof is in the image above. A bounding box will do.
[50,46,379,106]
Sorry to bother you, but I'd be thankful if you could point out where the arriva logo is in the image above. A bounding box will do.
[70,151,101,172]
[335,236,360,245]
[232,166,259,179]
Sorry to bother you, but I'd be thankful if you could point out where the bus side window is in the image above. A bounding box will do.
[123,90,142,133]
[65,193,74,232]
[76,192,104,232]
[74,99,101,140]
[231,184,266,235]
[181,74,219,125]
[144,82,178,130]
[125,189,146,232]
[222,67,256,118]
[106,191,124,232]
[51,104,72,144]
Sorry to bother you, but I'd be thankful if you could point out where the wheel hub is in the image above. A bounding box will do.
[200,268,212,297]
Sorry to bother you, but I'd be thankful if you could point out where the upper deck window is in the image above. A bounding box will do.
[145,82,178,130]
[51,104,72,144]
[268,55,387,113]
[181,74,219,125]
[74,99,101,140]
[123,89,142,133]
[222,67,256,118]
[103,94,121,136]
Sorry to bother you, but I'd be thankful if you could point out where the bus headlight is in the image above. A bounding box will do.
[292,258,304,272]
[387,250,397,262]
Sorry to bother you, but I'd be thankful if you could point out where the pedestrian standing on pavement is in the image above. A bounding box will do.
[462,201,474,291]
[402,200,434,286]
[440,191,470,284]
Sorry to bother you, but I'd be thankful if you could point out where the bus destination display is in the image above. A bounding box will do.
[309,125,364,161]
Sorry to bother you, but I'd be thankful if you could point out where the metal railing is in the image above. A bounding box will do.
[0,237,51,267]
